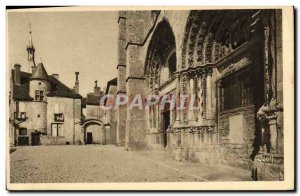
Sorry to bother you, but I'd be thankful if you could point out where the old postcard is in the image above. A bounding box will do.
[6,6,294,191]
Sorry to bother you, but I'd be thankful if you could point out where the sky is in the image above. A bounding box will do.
[7,10,118,96]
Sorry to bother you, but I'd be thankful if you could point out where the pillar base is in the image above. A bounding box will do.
[173,119,182,128]
[188,119,197,126]
[253,153,284,181]
[125,118,147,150]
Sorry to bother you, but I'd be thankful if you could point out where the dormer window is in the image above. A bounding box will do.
[54,113,64,122]
[35,90,44,101]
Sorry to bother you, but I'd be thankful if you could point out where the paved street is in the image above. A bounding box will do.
[10,145,251,183]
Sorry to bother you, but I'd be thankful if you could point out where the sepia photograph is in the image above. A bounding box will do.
[6,6,294,191]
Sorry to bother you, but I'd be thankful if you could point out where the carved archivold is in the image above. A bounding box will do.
[205,33,214,63]
[182,10,258,69]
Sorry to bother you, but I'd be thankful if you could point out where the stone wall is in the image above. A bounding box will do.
[106,121,117,144]
[106,84,118,145]
[86,124,104,144]
[253,153,284,180]
[253,9,284,181]
[18,101,48,132]
[167,127,221,164]
[29,80,51,101]
[146,132,164,149]
[124,11,148,150]
[218,105,255,169]
[10,100,48,146]
[116,105,126,145]
[47,97,82,145]
[118,10,284,180]
[117,11,127,146]
[275,9,284,155]
[40,135,67,145]
[11,97,82,146]
[86,105,103,120]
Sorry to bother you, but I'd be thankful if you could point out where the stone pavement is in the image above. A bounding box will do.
[10,145,251,183]
[135,150,252,181]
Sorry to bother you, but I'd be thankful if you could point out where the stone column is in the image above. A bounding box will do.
[206,69,213,122]
[217,82,223,145]
[124,11,148,150]
[188,72,196,125]
[150,106,153,129]
[197,71,204,125]
[174,74,181,127]
[156,104,159,131]
[180,73,188,124]
[116,11,127,146]
[169,106,173,128]
[219,82,224,112]
[269,116,278,153]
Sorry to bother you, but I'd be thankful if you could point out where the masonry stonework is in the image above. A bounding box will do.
[116,9,283,180]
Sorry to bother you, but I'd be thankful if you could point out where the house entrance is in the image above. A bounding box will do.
[31,132,40,146]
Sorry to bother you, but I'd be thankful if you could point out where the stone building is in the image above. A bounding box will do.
[81,80,118,145]
[9,37,82,146]
[102,78,118,145]
[81,81,105,144]
[116,9,283,180]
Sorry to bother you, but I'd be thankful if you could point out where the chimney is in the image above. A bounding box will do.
[74,72,79,94]
[14,64,21,86]
[31,65,37,74]
[52,73,59,80]
[94,80,101,96]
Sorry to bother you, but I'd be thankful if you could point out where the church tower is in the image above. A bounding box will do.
[26,23,36,73]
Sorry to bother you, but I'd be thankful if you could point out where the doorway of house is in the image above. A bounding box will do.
[86,132,93,144]
[31,132,40,146]
[162,107,170,148]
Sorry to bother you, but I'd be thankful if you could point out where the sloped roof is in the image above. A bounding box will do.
[47,76,82,99]
[12,70,82,101]
[12,71,33,101]
[30,63,50,81]
[105,77,117,95]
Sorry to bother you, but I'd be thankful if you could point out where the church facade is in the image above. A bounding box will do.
[116,9,283,180]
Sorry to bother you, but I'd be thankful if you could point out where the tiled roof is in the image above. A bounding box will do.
[12,71,33,101]
[12,70,82,101]
[47,76,82,99]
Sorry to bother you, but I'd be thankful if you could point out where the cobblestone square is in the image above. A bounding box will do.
[10,145,251,183]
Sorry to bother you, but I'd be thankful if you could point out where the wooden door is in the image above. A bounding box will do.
[31,133,40,146]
